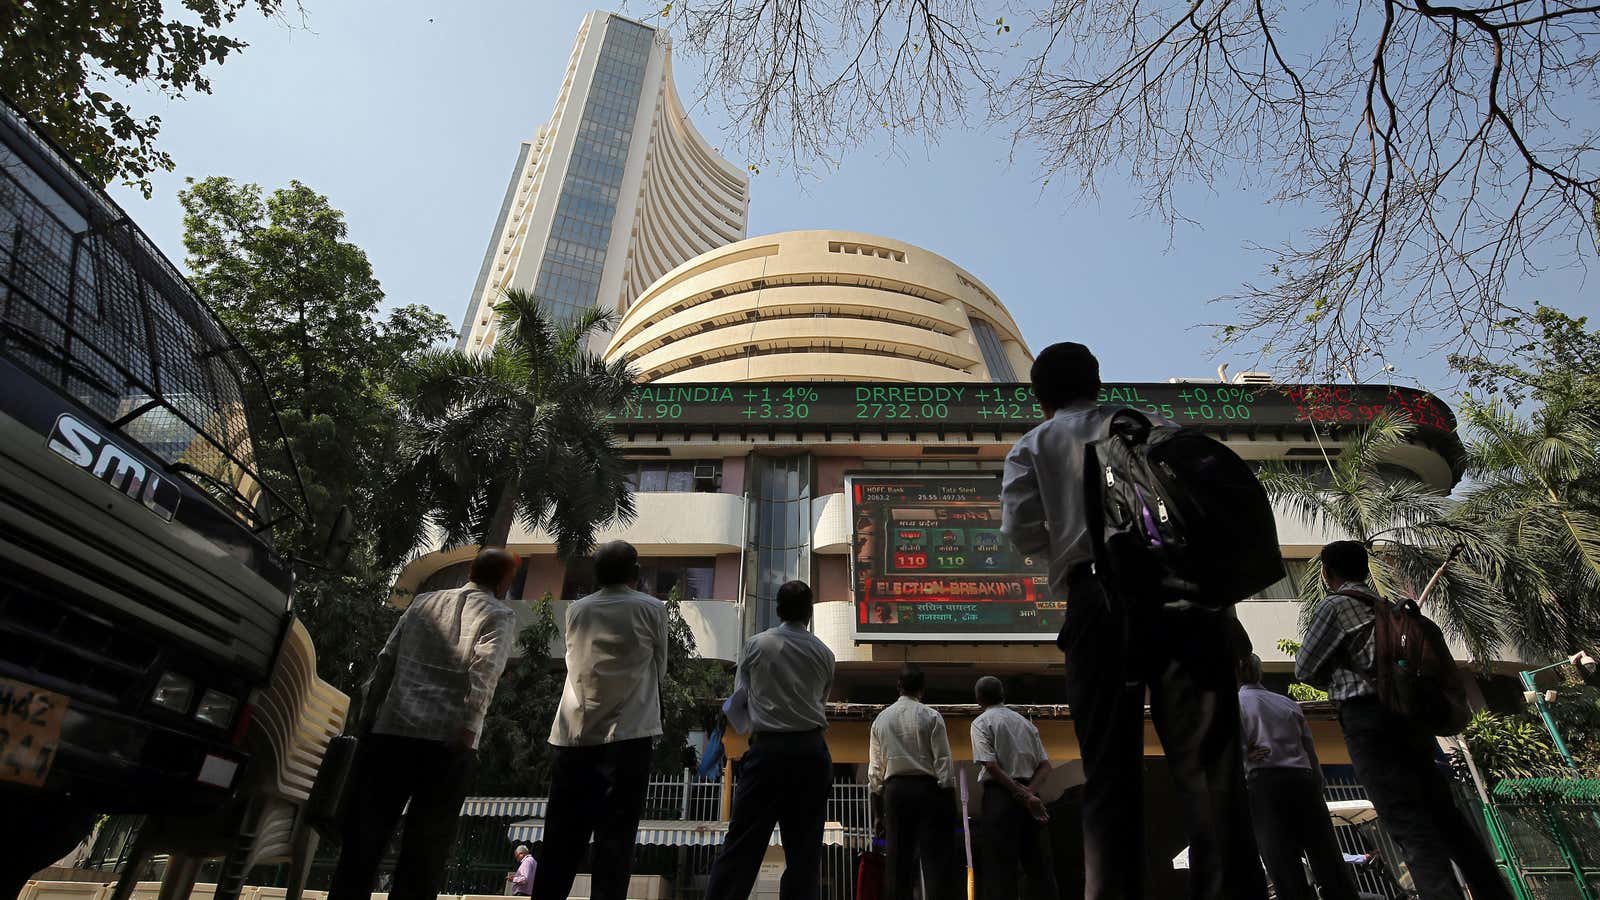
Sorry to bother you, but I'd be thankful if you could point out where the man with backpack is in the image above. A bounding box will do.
[1000,342,1267,900]
[1297,540,1511,900]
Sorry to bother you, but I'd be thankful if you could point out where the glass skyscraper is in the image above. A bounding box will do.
[459,12,749,351]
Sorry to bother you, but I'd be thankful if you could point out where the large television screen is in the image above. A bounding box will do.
[848,475,1059,642]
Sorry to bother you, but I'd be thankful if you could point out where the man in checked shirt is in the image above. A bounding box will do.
[331,547,521,900]
[1297,541,1510,900]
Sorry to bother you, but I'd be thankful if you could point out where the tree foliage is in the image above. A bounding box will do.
[1258,411,1507,660]
[662,0,1600,377]
[381,289,638,561]
[1458,710,1567,784]
[474,595,566,795]
[1454,399,1600,658]
[179,176,451,695]
[0,0,288,196]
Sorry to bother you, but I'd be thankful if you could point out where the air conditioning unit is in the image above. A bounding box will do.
[1233,371,1275,385]
[692,464,717,482]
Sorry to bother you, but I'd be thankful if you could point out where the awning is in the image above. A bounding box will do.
[1174,800,1380,870]
[1326,799,1377,826]
[507,819,852,848]
[461,797,548,818]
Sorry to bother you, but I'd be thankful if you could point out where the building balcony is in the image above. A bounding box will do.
[509,490,746,555]
[812,492,850,554]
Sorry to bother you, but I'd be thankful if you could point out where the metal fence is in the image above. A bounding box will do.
[79,768,1508,900]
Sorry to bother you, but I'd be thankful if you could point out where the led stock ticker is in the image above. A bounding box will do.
[608,381,1456,431]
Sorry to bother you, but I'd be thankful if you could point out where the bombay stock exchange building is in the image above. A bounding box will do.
[397,11,1493,896]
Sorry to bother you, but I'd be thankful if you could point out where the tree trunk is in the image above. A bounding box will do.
[481,474,519,549]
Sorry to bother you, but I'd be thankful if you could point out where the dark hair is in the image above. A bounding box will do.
[593,540,640,586]
[1030,342,1101,407]
[469,547,519,587]
[775,580,814,622]
[1226,617,1252,664]
[898,664,926,696]
[974,675,1005,706]
[1320,540,1370,582]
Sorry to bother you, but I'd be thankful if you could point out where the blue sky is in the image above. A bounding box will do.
[106,0,1595,393]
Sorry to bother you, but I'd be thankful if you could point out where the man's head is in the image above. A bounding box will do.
[593,540,641,587]
[1320,540,1370,589]
[1030,342,1101,414]
[470,547,520,597]
[974,675,1005,708]
[1238,652,1264,687]
[514,844,530,861]
[776,580,814,624]
[898,664,926,698]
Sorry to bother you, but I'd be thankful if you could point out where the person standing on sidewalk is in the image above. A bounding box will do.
[533,541,669,900]
[1297,540,1512,900]
[869,663,956,900]
[705,580,836,900]
[331,547,520,900]
[507,844,536,896]
[1000,341,1267,900]
[1236,652,1358,900]
[969,676,1058,900]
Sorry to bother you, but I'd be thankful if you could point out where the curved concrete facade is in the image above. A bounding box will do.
[603,231,1033,382]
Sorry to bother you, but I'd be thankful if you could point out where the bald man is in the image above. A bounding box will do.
[535,540,669,900]
[332,547,520,900]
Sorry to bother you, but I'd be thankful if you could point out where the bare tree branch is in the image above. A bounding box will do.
[653,0,1600,379]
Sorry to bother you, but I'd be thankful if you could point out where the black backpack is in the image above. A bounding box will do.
[1335,587,1472,736]
[1083,408,1285,607]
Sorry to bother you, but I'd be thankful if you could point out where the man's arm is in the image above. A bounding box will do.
[654,602,670,689]
[868,720,886,795]
[1297,709,1325,793]
[1000,443,1050,555]
[1295,600,1347,689]
[931,714,954,790]
[357,603,411,734]
[979,761,1050,823]
[462,607,515,749]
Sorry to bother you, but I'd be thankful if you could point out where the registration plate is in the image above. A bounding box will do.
[0,677,68,787]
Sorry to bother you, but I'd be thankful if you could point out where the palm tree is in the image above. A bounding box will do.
[1258,411,1508,662]
[1453,400,1600,658]
[380,289,638,562]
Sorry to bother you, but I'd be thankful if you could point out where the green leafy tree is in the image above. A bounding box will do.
[1457,710,1566,784]
[474,594,566,795]
[179,176,451,694]
[658,587,735,774]
[1258,412,1507,661]
[1,1,286,195]
[382,289,637,560]
[1452,306,1600,414]
[1274,638,1328,703]
[1453,400,1600,658]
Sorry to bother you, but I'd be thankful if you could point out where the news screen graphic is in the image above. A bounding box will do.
[848,475,1057,642]
[607,382,1457,431]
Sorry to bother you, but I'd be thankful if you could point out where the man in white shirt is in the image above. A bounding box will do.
[331,547,519,900]
[869,664,955,900]
[1000,342,1265,900]
[706,580,836,900]
[1237,653,1357,900]
[969,676,1056,900]
[533,541,669,900]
